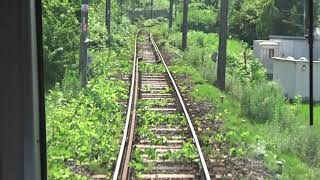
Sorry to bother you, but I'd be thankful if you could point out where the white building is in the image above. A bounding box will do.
[272,57,320,101]
[253,35,320,101]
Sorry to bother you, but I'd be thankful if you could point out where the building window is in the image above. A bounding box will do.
[269,49,275,58]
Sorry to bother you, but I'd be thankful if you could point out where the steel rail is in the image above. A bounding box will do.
[112,30,140,180]
[150,33,211,180]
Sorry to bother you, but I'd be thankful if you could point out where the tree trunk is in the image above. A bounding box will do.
[182,0,189,51]
[106,0,111,35]
[80,0,89,87]
[169,0,174,28]
[217,0,229,90]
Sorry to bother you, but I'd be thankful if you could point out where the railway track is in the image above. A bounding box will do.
[112,31,211,180]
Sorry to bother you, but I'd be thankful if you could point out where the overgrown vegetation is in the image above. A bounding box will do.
[149,16,320,178]
[44,1,138,178]
[44,0,320,178]
[130,58,198,177]
[171,0,320,44]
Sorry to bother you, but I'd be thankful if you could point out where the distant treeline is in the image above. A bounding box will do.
[42,0,320,89]
[173,0,320,44]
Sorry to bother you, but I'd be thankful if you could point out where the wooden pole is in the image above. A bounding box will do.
[217,0,229,90]
[169,0,174,28]
[106,0,111,35]
[80,0,89,87]
[182,0,189,51]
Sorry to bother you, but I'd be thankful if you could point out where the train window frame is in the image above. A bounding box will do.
[4,0,315,179]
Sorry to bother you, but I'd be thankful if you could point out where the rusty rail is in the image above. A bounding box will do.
[112,30,140,180]
[150,33,211,180]
[113,31,211,179]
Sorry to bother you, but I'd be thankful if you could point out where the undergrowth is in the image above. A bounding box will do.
[46,6,137,177]
[149,20,320,179]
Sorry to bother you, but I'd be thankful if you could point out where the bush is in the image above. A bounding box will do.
[62,70,80,94]
[46,51,132,179]
[182,45,215,83]
[43,0,80,90]
[175,3,218,33]
[241,81,285,123]
[284,127,320,168]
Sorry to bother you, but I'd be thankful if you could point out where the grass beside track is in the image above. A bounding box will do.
[147,20,320,179]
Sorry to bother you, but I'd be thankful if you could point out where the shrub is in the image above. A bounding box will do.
[175,3,218,33]
[182,45,215,83]
[289,128,320,167]
[241,81,285,123]
[62,70,80,94]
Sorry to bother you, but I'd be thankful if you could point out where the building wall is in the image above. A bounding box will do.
[295,61,320,101]
[253,40,280,75]
[253,40,266,58]
[269,35,320,59]
[255,36,320,101]
[270,37,308,59]
[273,58,320,101]
[272,58,296,98]
[315,41,320,59]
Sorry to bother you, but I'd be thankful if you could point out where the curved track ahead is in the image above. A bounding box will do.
[113,31,211,180]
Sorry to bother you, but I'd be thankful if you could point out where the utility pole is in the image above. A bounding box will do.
[182,0,189,51]
[217,0,229,90]
[106,0,111,35]
[169,0,174,28]
[306,0,314,126]
[106,0,111,45]
[305,0,310,35]
[80,0,89,87]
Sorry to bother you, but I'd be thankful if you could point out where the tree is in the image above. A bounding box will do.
[229,0,276,43]
[182,0,189,51]
[43,0,79,90]
[217,0,229,90]
[169,0,174,28]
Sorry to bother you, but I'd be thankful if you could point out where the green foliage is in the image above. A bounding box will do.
[43,0,137,90]
[160,30,266,85]
[135,0,169,10]
[45,6,137,175]
[143,17,168,27]
[46,51,132,178]
[240,81,285,123]
[175,2,218,33]
[42,0,80,90]
[229,0,309,43]
[229,0,277,43]
[62,70,80,95]
[139,62,166,74]
[288,128,320,168]
[150,19,320,178]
